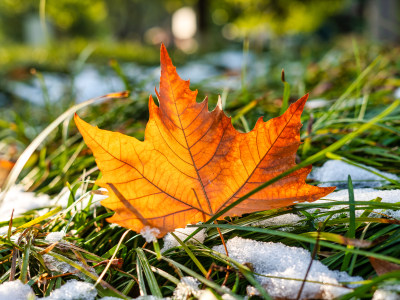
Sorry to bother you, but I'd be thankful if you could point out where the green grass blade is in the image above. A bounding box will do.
[136,255,147,296]
[341,176,355,272]
[19,234,32,283]
[170,232,208,276]
[339,270,400,300]
[144,249,243,299]
[313,55,381,130]
[18,207,62,229]
[136,248,163,298]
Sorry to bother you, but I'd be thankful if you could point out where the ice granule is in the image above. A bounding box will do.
[309,160,398,188]
[372,284,400,300]
[0,226,15,236]
[162,226,207,252]
[140,226,160,243]
[305,98,330,109]
[43,280,97,300]
[134,297,168,300]
[394,87,400,99]
[45,232,65,243]
[313,188,400,220]
[43,254,97,281]
[372,289,400,300]
[0,280,35,300]
[213,237,362,299]
[0,184,51,221]
[252,214,304,229]
[173,276,201,300]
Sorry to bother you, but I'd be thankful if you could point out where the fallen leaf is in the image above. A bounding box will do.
[75,44,335,237]
[370,257,400,275]
[0,159,15,188]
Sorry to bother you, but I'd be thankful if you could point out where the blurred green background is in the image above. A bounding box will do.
[1,0,400,172]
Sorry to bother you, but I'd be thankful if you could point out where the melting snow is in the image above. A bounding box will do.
[140,226,161,243]
[314,188,400,220]
[173,276,201,299]
[0,185,107,222]
[309,160,398,188]
[252,213,304,229]
[213,237,362,299]
[162,226,207,252]
[0,280,35,300]
[0,185,51,221]
[45,231,65,243]
[43,254,97,281]
[43,280,97,300]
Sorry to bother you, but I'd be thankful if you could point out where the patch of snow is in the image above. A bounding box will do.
[173,276,201,300]
[43,254,97,281]
[394,87,400,99]
[213,237,362,299]
[140,226,160,243]
[198,290,217,300]
[315,188,400,220]
[43,280,97,300]
[305,98,330,109]
[133,297,168,300]
[0,226,15,236]
[372,284,400,300]
[372,290,399,300]
[309,160,398,188]
[0,184,107,223]
[0,184,51,221]
[162,226,207,252]
[7,73,66,106]
[0,280,35,300]
[74,67,124,103]
[45,231,65,243]
[252,214,304,229]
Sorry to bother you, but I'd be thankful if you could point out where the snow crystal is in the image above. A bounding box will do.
[309,160,398,188]
[0,280,35,300]
[372,284,400,300]
[198,290,217,300]
[305,98,330,109]
[140,226,160,243]
[213,237,362,299]
[43,254,97,280]
[252,214,304,229]
[394,87,400,99]
[315,188,400,220]
[173,277,201,300]
[0,184,51,221]
[134,297,168,300]
[45,232,65,243]
[43,280,97,300]
[0,226,15,236]
[372,289,399,300]
[162,226,207,252]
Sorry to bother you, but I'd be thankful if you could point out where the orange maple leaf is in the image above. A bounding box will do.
[75,44,335,237]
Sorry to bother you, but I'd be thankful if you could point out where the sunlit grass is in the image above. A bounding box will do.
[0,39,399,299]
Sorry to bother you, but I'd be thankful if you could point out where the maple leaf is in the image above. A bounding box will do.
[75,44,335,237]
